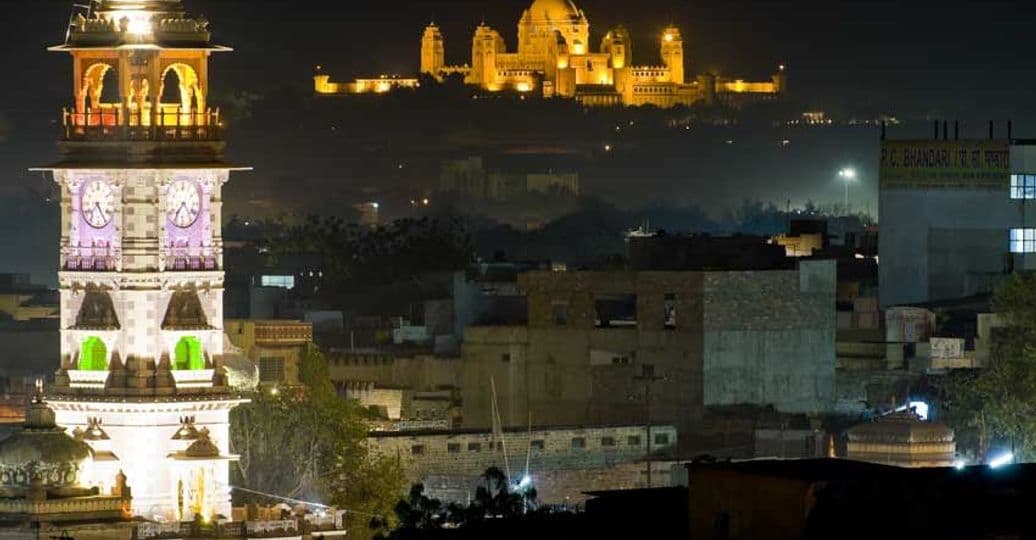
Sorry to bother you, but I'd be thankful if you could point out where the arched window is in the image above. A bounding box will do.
[174,336,205,370]
[78,337,108,371]
[159,64,204,125]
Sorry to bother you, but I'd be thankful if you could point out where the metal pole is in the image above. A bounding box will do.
[645,381,652,488]
[844,179,849,214]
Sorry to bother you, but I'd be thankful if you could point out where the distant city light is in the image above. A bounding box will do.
[604,144,613,152]
[839,167,857,180]
[989,452,1014,469]
[519,475,531,488]
[954,459,966,470]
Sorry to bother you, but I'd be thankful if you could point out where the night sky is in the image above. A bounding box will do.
[2,0,1036,280]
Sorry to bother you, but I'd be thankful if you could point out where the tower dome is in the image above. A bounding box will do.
[0,390,92,489]
[526,0,584,22]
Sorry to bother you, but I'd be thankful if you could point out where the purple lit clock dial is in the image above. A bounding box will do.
[81,180,116,229]
[167,180,202,228]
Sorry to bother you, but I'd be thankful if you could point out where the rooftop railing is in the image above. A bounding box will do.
[62,106,223,142]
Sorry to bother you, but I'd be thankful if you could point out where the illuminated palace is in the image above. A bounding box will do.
[315,0,786,108]
[32,0,246,522]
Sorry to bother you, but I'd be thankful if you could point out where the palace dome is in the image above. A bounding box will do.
[526,0,583,22]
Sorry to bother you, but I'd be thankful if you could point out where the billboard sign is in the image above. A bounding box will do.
[880,139,1010,188]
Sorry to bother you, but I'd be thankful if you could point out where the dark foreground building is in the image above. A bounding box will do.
[689,459,1036,540]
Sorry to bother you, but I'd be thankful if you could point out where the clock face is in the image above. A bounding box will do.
[167,180,202,228]
[81,180,116,229]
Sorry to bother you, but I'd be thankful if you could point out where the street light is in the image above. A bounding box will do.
[838,167,857,213]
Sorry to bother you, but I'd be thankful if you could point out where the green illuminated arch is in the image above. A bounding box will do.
[78,337,108,371]
[174,336,205,371]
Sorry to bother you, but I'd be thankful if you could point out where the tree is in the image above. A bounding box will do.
[229,346,404,533]
[939,272,1036,461]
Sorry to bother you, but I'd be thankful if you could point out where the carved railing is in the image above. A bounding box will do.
[62,107,223,142]
[64,245,120,272]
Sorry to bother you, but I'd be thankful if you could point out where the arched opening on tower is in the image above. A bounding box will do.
[174,336,205,371]
[80,63,121,126]
[158,63,204,126]
[78,336,109,371]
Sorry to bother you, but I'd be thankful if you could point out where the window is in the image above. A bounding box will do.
[530,439,545,450]
[571,437,586,449]
[411,445,425,455]
[595,294,638,328]
[601,436,616,447]
[468,442,482,453]
[627,435,642,446]
[552,303,568,326]
[1011,174,1036,199]
[654,433,671,446]
[174,336,204,370]
[1011,228,1036,253]
[664,293,677,329]
[78,336,108,371]
[259,357,286,383]
[502,353,511,363]
[260,275,296,289]
[448,443,461,454]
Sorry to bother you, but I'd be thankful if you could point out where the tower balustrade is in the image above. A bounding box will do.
[62,106,223,141]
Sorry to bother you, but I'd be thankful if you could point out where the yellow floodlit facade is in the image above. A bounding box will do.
[316,0,786,108]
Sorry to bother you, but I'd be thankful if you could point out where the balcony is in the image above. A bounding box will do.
[62,106,223,142]
[64,246,119,272]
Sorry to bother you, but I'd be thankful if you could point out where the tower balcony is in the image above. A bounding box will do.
[62,106,223,142]
[165,246,219,272]
[63,245,120,272]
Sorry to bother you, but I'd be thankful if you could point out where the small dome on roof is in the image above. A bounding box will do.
[847,411,955,444]
[0,391,92,488]
[185,428,220,458]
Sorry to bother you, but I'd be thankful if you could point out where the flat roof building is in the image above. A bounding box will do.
[879,132,1036,307]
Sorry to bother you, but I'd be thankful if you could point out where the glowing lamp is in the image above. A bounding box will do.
[908,401,929,421]
[516,82,533,93]
[664,33,675,42]
[989,452,1014,469]
[953,459,966,470]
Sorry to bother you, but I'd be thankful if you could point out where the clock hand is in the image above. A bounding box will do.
[95,202,108,223]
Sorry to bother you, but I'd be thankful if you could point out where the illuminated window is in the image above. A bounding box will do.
[1011,175,1036,199]
[530,439,545,450]
[571,437,586,449]
[78,337,108,371]
[411,445,425,455]
[627,435,641,446]
[468,442,482,453]
[260,275,295,289]
[601,436,616,447]
[654,433,671,446]
[448,443,461,453]
[174,336,205,370]
[1010,229,1036,253]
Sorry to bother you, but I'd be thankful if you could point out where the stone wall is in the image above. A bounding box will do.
[369,424,677,505]
[327,353,461,392]
[701,261,836,413]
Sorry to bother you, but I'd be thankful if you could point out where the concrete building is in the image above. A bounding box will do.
[224,319,314,387]
[460,261,837,448]
[879,133,1036,307]
[440,153,580,202]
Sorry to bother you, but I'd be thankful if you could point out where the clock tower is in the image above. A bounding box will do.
[33,0,247,521]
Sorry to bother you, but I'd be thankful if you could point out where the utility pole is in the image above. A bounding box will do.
[635,364,666,488]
